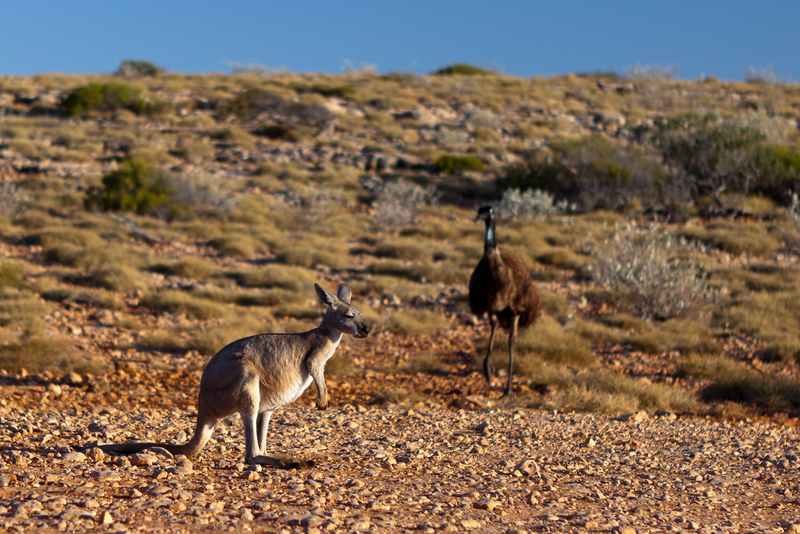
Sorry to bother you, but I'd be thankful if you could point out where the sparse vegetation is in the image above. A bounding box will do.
[2,69,800,418]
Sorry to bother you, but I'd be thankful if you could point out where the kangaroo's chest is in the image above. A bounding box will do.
[261,339,340,409]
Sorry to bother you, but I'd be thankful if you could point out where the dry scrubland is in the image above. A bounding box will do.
[1,63,800,532]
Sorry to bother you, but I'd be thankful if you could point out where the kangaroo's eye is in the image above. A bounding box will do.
[345,312,355,319]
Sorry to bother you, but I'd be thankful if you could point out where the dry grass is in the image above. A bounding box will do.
[0,337,107,374]
[681,355,800,410]
[385,309,451,336]
[139,290,233,320]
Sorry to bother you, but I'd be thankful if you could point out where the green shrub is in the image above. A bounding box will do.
[500,135,667,211]
[61,83,154,117]
[252,122,301,141]
[652,113,767,205]
[309,84,355,98]
[115,59,164,78]
[84,159,170,214]
[433,64,494,76]
[0,263,25,288]
[435,155,486,174]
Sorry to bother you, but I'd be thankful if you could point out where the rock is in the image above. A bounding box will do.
[620,411,649,423]
[515,459,540,477]
[241,471,260,481]
[461,519,482,529]
[474,422,492,434]
[240,508,254,521]
[473,498,501,511]
[145,447,173,460]
[101,511,113,524]
[615,527,636,534]
[86,447,104,461]
[130,453,159,466]
[90,470,121,481]
[61,451,86,462]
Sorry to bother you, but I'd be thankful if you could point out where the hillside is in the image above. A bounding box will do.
[0,65,800,531]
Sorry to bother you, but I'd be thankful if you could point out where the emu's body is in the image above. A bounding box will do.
[469,206,540,396]
[97,283,368,469]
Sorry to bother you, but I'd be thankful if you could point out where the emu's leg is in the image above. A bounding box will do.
[255,410,272,456]
[504,315,520,397]
[483,315,498,384]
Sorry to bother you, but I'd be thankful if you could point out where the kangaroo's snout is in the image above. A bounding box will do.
[357,323,370,338]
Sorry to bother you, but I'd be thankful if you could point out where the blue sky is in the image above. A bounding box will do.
[1,1,797,81]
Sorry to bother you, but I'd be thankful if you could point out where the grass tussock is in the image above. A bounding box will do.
[679,222,778,257]
[230,264,318,292]
[397,351,452,375]
[385,309,451,336]
[139,290,233,320]
[629,318,721,355]
[681,354,800,410]
[188,315,273,356]
[0,337,107,374]
[490,314,596,371]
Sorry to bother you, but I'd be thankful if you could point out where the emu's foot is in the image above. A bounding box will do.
[251,455,315,470]
[502,386,513,398]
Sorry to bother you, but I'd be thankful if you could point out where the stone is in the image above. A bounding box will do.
[61,451,86,462]
[473,498,501,511]
[620,411,649,423]
[86,447,105,461]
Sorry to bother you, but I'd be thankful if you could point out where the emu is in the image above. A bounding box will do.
[95,283,368,469]
[469,206,540,396]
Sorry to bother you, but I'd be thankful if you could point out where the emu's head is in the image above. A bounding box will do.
[475,205,494,222]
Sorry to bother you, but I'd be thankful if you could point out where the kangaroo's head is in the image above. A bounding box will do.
[315,283,369,339]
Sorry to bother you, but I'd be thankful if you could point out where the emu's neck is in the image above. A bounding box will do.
[483,217,497,253]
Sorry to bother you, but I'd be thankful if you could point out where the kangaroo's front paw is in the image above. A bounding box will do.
[315,400,328,410]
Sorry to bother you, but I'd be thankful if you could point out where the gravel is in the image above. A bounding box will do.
[0,402,797,532]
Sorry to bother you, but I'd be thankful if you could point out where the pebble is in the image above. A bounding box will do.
[473,498,501,511]
[61,451,86,462]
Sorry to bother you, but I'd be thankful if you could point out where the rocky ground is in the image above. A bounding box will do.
[1,376,799,533]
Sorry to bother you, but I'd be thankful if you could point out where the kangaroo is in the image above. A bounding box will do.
[95,283,368,469]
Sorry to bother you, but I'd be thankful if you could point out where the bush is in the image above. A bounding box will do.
[589,224,719,320]
[433,64,494,76]
[372,180,437,227]
[500,136,667,211]
[281,186,342,227]
[652,113,767,205]
[115,59,164,78]
[0,182,25,218]
[496,188,567,221]
[84,160,170,214]
[219,89,334,131]
[252,122,301,141]
[60,83,155,117]
[435,155,486,174]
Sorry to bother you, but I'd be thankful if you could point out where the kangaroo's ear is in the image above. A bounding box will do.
[315,283,338,307]
[337,284,352,304]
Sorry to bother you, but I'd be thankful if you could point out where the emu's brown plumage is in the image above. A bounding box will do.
[469,206,540,396]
